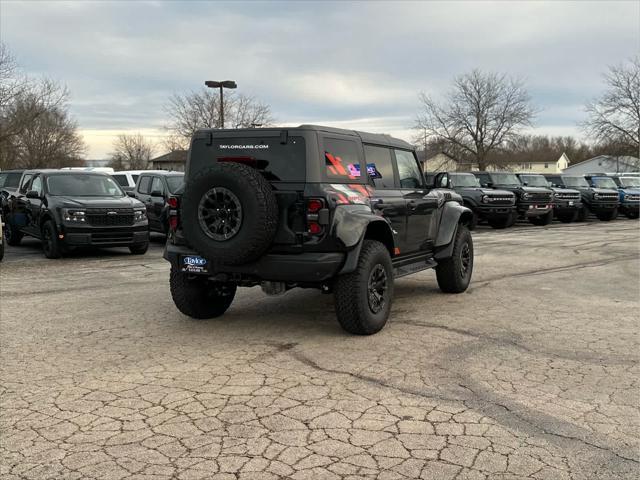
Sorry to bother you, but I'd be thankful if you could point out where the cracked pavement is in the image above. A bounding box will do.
[1,221,639,479]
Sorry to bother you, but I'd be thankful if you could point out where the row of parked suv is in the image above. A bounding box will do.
[427,171,639,229]
[0,168,183,258]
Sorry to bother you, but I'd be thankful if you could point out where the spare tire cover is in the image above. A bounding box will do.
[181,162,278,265]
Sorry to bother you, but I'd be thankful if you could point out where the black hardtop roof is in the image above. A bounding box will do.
[200,124,414,150]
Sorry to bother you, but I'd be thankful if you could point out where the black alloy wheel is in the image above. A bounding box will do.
[367,264,388,314]
[198,187,243,241]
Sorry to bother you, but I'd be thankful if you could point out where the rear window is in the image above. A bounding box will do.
[138,176,151,194]
[196,136,306,182]
[0,172,22,188]
[112,174,128,186]
[166,175,184,193]
[324,137,362,182]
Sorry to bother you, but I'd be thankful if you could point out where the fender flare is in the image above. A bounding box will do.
[434,202,473,260]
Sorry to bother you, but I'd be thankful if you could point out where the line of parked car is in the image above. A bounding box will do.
[0,168,183,259]
[427,171,639,229]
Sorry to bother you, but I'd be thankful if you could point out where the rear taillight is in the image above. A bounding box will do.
[168,196,180,231]
[306,198,326,236]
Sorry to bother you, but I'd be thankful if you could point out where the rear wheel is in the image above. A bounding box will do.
[436,224,473,293]
[596,208,618,221]
[169,266,236,319]
[557,211,578,223]
[41,220,62,259]
[528,211,553,226]
[4,219,23,246]
[334,240,394,335]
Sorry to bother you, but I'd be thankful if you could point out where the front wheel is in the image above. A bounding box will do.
[557,211,578,223]
[169,267,236,319]
[42,220,62,259]
[624,210,639,219]
[488,214,513,229]
[528,211,553,226]
[596,208,618,221]
[4,219,23,246]
[436,224,473,293]
[129,242,149,255]
[334,240,394,335]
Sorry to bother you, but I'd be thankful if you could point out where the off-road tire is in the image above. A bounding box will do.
[181,163,278,265]
[577,206,588,222]
[334,240,394,335]
[169,266,237,319]
[436,224,473,293]
[0,233,4,261]
[557,211,578,223]
[528,210,553,226]
[4,218,23,246]
[42,220,62,259]
[488,214,512,229]
[596,208,618,221]
[624,210,639,219]
[129,242,149,255]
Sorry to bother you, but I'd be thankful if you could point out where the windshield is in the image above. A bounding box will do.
[166,175,184,193]
[592,177,618,189]
[519,175,549,187]
[47,174,124,197]
[490,173,521,186]
[620,177,640,188]
[562,176,589,188]
[450,174,480,187]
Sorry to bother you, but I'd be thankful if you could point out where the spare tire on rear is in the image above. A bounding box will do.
[181,162,278,265]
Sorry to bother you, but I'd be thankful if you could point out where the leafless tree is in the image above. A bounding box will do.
[108,133,155,170]
[415,69,537,170]
[164,88,273,146]
[584,56,640,159]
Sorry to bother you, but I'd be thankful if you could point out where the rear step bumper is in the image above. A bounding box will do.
[164,243,344,282]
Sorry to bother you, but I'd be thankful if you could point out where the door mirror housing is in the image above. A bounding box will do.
[486,182,494,188]
[26,190,40,199]
[126,191,136,198]
[150,190,164,198]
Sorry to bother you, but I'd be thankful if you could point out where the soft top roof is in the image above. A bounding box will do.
[198,124,414,151]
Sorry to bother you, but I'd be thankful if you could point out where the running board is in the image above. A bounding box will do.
[392,252,437,278]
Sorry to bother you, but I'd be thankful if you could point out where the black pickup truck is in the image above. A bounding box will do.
[429,172,517,229]
[471,171,555,225]
[4,170,150,258]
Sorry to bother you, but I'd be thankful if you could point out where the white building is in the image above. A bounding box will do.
[561,155,640,175]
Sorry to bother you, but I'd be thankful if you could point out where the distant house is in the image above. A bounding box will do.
[488,153,570,173]
[150,150,187,172]
[421,152,477,173]
[561,155,640,174]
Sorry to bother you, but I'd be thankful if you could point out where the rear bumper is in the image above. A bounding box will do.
[62,225,149,247]
[164,243,345,283]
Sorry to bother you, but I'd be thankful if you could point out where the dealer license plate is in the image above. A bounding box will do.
[181,255,208,273]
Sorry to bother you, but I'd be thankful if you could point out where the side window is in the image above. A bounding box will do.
[19,174,33,194]
[0,173,6,188]
[112,174,127,187]
[30,176,43,195]
[138,176,151,194]
[364,145,396,189]
[151,177,164,195]
[394,150,423,189]
[476,173,490,186]
[323,137,362,182]
[438,174,449,188]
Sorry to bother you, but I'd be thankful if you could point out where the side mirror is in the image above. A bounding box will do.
[522,181,528,186]
[26,190,40,199]
[486,182,494,188]
[150,190,164,198]
[126,191,136,198]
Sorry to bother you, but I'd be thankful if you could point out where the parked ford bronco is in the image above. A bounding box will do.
[544,174,619,221]
[517,173,582,223]
[603,174,639,219]
[4,170,149,258]
[428,172,516,229]
[471,171,555,225]
[164,125,474,335]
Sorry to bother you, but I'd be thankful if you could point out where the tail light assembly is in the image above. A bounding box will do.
[168,196,180,231]
[306,198,329,236]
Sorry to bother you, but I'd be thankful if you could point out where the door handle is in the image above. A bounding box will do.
[407,201,417,211]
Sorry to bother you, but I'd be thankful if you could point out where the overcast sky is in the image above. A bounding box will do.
[2,0,639,158]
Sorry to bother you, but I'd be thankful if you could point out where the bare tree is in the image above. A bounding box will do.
[164,88,273,146]
[415,69,536,170]
[584,56,640,159]
[108,133,155,170]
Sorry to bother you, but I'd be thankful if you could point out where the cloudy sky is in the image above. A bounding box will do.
[2,0,639,158]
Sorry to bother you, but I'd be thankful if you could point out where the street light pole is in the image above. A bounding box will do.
[205,80,237,129]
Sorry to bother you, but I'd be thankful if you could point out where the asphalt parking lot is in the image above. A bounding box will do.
[1,221,639,480]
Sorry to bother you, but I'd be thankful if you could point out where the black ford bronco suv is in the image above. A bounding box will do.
[164,125,474,335]
[471,171,554,225]
[4,170,149,258]
[544,174,619,221]
[516,173,582,223]
[429,172,516,229]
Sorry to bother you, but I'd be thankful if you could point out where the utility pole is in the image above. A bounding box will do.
[205,80,237,128]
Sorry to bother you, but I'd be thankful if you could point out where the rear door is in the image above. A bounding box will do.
[363,144,406,253]
[394,149,438,253]
[24,174,45,236]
